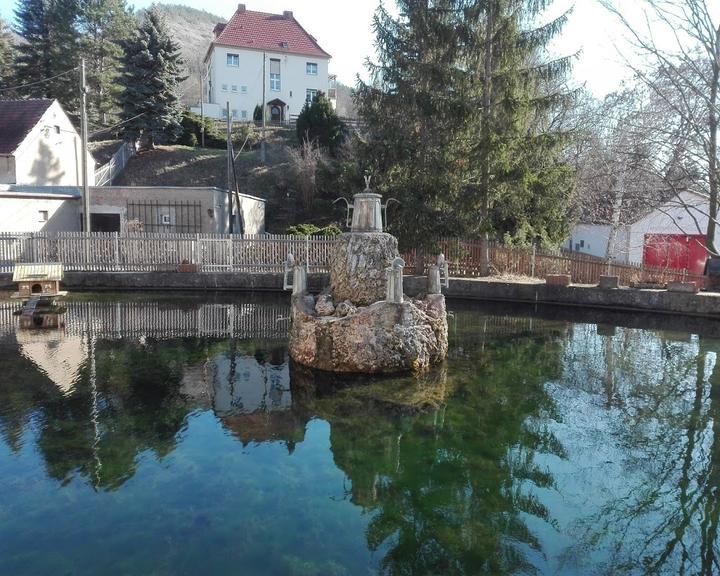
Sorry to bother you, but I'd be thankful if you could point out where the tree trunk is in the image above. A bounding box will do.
[706,26,720,256]
[478,2,494,276]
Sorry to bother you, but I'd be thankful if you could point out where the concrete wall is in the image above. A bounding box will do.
[3,101,95,187]
[90,186,225,234]
[0,194,79,233]
[0,186,265,235]
[207,46,329,120]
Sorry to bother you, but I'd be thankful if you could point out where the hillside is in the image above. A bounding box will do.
[141,4,224,105]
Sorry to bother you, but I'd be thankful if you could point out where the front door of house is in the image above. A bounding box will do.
[270,105,282,123]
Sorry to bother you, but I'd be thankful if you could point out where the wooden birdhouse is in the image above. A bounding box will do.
[12,263,67,299]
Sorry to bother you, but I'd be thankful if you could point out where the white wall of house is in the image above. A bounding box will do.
[564,224,615,259]
[567,191,720,265]
[626,190,717,264]
[0,101,95,187]
[0,194,79,233]
[206,46,330,121]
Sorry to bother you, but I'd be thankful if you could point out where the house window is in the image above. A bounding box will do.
[54,126,60,134]
[227,53,239,67]
[269,58,280,91]
[232,109,238,119]
[306,62,318,75]
[241,85,247,94]
[241,110,248,120]
[38,210,48,222]
[231,85,238,92]
[306,89,317,103]
[221,84,228,92]
[221,108,228,119]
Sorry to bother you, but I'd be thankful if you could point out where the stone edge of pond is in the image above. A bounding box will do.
[1,272,720,319]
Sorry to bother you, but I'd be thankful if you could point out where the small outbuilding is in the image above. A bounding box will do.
[12,263,66,299]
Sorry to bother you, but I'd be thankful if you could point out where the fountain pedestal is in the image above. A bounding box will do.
[288,185,448,374]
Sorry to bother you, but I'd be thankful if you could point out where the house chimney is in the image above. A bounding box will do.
[283,10,293,18]
[238,3,246,11]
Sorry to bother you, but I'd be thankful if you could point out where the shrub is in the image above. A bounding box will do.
[288,138,325,209]
[253,104,263,123]
[295,92,345,154]
[287,223,342,237]
[179,111,225,148]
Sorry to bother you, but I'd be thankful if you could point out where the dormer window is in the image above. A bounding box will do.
[306,62,318,75]
[227,53,239,67]
[281,42,289,49]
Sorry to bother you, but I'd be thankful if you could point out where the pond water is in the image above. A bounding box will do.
[1,293,720,576]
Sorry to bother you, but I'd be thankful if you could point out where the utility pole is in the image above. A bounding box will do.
[226,101,233,233]
[200,71,205,148]
[261,51,266,164]
[80,58,91,236]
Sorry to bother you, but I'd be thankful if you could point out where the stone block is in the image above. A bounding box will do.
[667,281,700,294]
[598,275,620,289]
[545,274,571,287]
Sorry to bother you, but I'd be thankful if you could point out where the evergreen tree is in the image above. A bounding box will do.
[355,1,468,251]
[356,0,577,268]
[461,0,576,272]
[0,19,16,92]
[13,0,79,112]
[117,9,185,149]
[77,0,133,125]
[295,91,344,153]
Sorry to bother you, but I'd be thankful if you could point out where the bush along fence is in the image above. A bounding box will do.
[402,238,707,287]
[0,232,707,287]
[0,232,335,274]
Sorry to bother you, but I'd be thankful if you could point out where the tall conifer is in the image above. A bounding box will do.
[461,0,577,271]
[355,1,467,250]
[13,0,79,112]
[117,9,185,148]
[0,19,16,92]
[356,0,577,266]
[77,0,133,125]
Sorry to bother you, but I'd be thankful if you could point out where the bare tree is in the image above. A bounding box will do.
[601,0,720,255]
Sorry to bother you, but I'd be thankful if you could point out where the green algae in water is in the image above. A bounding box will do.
[1,295,720,575]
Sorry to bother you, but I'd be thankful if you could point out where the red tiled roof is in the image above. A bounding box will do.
[214,8,330,58]
[0,99,54,155]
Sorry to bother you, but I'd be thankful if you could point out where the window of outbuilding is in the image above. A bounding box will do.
[38,210,48,222]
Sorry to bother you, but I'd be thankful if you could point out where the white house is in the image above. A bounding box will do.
[566,190,715,274]
[0,99,95,187]
[195,4,332,122]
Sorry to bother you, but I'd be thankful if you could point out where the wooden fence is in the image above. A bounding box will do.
[0,232,707,286]
[404,238,707,286]
[0,299,290,340]
[0,232,336,274]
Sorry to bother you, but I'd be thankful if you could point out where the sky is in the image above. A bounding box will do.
[0,0,707,97]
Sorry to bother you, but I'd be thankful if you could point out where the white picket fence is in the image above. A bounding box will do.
[94,141,135,186]
[0,231,336,273]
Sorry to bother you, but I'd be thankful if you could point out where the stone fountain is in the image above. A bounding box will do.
[285,180,449,374]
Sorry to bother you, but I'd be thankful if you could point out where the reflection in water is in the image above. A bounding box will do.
[1,295,720,575]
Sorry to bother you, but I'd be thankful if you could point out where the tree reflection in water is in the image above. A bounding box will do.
[560,325,720,575]
[2,296,720,575]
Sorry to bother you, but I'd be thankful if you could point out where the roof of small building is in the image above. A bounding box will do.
[0,184,82,199]
[0,99,55,155]
[213,7,331,58]
[13,263,64,282]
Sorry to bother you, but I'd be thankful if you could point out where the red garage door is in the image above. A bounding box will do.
[643,234,707,274]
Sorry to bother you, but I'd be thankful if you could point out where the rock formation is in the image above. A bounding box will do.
[286,183,448,374]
